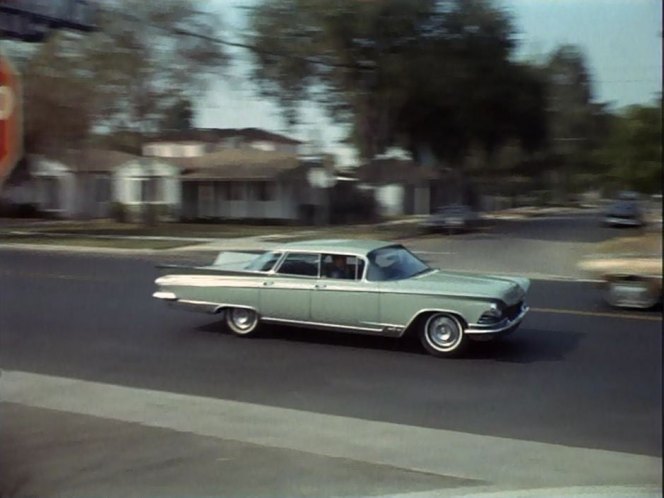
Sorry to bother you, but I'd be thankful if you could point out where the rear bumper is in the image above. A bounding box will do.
[466,304,529,335]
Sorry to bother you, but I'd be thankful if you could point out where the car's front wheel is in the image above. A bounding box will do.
[226,307,260,336]
[419,313,466,357]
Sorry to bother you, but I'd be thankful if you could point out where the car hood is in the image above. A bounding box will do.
[392,270,529,306]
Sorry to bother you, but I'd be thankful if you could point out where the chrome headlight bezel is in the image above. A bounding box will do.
[478,303,504,324]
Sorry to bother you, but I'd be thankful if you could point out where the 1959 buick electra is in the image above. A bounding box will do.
[153,239,530,357]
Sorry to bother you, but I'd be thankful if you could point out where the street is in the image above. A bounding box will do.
[0,215,662,497]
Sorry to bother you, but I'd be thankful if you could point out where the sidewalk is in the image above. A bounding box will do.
[2,371,661,498]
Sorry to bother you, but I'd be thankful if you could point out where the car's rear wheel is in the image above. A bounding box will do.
[420,313,466,357]
[226,307,260,336]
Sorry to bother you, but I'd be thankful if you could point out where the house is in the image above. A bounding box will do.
[142,128,303,159]
[0,128,309,221]
[173,149,334,223]
[355,158,448,216]
[0,149,180,221]
[112,158,180,222]
[15,149,138,219]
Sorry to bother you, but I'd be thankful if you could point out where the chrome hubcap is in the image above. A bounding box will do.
[427,316,461,350]
[231,309,255,330]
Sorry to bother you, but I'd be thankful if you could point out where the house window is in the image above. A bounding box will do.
[217,182,230,200]
[256,182,275,201]
[229,182,244,201]
[43,177,59,210]
[94,176,111,203]
[140,179,150,203]
[198,183,214,217]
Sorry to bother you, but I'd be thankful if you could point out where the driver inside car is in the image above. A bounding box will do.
[326,255,353,279]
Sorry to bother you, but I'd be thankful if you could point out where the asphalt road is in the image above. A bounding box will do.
[483,211,633,243]
[1,248,661,458]
[1,214,662,496]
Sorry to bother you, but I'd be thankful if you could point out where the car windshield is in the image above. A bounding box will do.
[366,246,431,282]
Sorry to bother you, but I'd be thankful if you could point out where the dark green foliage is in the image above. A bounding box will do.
[248,0,548,163]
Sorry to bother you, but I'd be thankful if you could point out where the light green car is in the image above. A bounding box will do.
[154,239,530,357]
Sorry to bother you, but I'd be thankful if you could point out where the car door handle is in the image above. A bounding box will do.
[314,283,326,289]
[262,281,274,287]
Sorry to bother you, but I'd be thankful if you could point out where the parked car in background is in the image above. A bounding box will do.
[153,239,530,357]
[580,256,662,309]
[578,230,662,309]
[421,204,481,233]
[603,192,644,227]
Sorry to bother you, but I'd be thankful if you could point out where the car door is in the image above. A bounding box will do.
[259,252,319,321]
[310,254,380,329]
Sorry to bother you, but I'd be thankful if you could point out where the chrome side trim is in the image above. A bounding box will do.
[466,305,530,334]
[170,299,220,314]
[164,298,259,315]
[313,284,380,293]
[152,291,177,301]
[261,317,395,336]
[155,275,265,288]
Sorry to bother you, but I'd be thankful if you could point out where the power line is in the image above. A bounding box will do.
[101,7,375,72]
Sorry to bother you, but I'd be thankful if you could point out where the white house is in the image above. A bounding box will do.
[0,149,181,221]
[355,158,444,216]
[19,149,138,219]
[113,159,180,221]
[173,149,333,222]
[142,127,303,159]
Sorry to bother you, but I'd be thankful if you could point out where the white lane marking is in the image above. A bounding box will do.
[1,370,660,489]
[386,484,663,498]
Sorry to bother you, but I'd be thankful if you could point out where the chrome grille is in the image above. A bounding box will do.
[504,301,524,320]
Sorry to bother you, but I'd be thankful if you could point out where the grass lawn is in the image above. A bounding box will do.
[0,233,193,250]
[0,220,303,239]
[0,219,435,242]
[592,230,662,256]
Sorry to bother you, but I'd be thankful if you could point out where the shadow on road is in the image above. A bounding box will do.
[195,320,584,363]
[465,328,585,363]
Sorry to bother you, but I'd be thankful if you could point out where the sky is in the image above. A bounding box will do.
[197,0,663,165]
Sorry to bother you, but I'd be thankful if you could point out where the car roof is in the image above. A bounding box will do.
[276,239,396,255]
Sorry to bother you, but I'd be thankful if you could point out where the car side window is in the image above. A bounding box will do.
[276,253,320,277]
[321,254,365,280]
[245,252,282,272]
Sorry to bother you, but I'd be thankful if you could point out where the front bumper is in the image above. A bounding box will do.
[605,216,642,226]
[466,304,529,335]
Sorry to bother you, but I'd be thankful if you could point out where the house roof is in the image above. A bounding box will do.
[355,159,441,185]
[45,148,139,172]
[175,149,302,181]
[143,127,302,145]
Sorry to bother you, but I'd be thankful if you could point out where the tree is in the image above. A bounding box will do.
[19,0,227,154]
[160,98,194,132]
[247,0,547,164]
[542,44,609,196]
[595,100,662,194]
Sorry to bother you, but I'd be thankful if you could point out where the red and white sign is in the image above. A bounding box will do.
[0,49,23,188]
